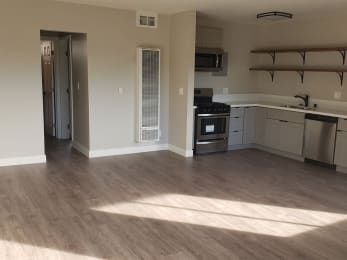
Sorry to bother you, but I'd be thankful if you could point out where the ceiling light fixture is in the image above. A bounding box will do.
[257,11,293,21]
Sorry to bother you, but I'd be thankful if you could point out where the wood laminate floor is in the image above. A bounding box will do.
[1,138,347,259]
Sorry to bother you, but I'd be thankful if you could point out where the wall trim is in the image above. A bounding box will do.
[232,143,305,162]
[168,144,194,157]
[255,144,304,162]
[228,144,254,151]
[336,166,347,174]
[0,155,46,167]
[89,144,169,158]
[72,141,90,157]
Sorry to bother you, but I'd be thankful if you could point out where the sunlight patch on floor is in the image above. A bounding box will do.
[0,240,103,260]
[92,194,347,237]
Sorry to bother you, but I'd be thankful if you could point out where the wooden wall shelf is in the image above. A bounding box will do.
[249,66,347,85]
[251,47,347,64]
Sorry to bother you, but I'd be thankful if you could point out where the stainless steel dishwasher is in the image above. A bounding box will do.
[303,114,338,165]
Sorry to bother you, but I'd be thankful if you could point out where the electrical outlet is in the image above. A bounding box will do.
[334,91,342,100]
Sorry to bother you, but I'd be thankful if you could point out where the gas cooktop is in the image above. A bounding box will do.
[195,102,230,114]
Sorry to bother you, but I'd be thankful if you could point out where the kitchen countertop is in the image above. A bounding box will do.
[226,101,347,119]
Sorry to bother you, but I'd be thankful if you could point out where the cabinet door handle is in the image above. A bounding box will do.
[233,131,239,133]
[280,120,289,123]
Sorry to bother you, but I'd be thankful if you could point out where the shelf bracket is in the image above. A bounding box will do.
[337,72,344,86]
[267,70,275,82]
[268,51,276,64]
[338,50,346,65]
[298,51,306,65]
[296,71,305,84]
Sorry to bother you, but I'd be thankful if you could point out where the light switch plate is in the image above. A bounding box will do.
[179,88,184,96]
[118,88,124,95]
[334,91,342,100]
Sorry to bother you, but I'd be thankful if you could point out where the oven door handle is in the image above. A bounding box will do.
[198,113,230,117]
[196,140,227,145]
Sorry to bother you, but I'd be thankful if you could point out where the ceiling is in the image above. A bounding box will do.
[53,0,347,22]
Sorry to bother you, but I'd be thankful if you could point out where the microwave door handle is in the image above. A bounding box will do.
[216,54,219,68]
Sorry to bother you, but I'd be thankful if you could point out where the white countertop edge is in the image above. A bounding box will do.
[228,103,347,119]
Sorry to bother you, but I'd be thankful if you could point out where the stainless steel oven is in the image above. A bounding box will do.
[196,113,230,141]
[194,88,230,154]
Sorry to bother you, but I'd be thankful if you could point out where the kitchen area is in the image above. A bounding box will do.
[193,17,347,174]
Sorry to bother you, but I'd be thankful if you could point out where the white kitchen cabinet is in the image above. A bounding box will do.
[335,131,347,167]
[264,115,304,155]
[264,119,281,150]
[229,131,243,146]
[196,25,223,48]
[338,118,347,131]
[255,108,267,146]
[230,107,245,118]
[229,107,245,146]
[279,122,304,155]
[229,117,244,132]
[267,109,305,124]
[228,107,304,155]
[243,107,256,144]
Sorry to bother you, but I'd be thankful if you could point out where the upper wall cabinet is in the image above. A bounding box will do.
[196,25,223,48]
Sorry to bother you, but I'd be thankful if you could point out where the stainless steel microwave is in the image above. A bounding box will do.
[195,47,224,72]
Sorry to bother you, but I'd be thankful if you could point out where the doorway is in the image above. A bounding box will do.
[41,31,73,155]
[40,30,89,158]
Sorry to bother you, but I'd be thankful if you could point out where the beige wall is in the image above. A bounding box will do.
[169,11,196,152]
[194,17,258,95]
[255,14,347,101]
[0,2,45,159]
[0,0,173,160]
[84,8,171,150]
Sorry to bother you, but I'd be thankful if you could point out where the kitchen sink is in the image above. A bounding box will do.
[281,105,316,111]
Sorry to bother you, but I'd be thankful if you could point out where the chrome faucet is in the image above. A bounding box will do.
[294,94,309,107]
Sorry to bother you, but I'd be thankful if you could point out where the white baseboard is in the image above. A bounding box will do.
[168,144,193,157]
[228,144,254,151]
[72,141,90,157]
[0,155,46,167]
[89,144,169,158]
[254,144,304,162]
[336,166,347,174]
[229,143,304,162]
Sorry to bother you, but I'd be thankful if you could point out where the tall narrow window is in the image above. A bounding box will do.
[136,48,160,142]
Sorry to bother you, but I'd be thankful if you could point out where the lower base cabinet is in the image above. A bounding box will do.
[335,131,347,167]
[264,119,281,150]
[264,119,304,156]
[229,107,304,156]
[280,121,304,155]
[229,131,243,146]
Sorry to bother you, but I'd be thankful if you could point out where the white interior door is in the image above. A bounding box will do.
[41,41,55,137]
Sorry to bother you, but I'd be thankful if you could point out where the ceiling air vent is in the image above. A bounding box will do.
[136,11,158,28]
